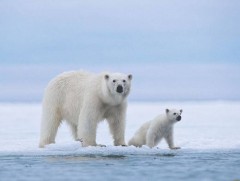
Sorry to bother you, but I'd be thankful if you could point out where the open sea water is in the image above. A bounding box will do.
[1,149,240,181]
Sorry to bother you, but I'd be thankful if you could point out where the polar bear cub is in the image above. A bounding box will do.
[128,109,182,149]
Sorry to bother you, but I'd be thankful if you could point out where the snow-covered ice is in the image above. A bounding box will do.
[1,101,240,154]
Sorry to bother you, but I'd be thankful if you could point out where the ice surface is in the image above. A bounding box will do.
[1,101,240,155]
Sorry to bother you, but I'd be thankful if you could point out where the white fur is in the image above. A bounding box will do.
[39,71,132,148]
[128,109,182,149]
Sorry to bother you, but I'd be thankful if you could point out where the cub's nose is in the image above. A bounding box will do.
[176,115,181,121]
[116,85,123,93]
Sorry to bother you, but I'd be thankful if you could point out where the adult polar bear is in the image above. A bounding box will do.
[39,71,132,148]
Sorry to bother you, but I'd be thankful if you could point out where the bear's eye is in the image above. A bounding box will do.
[173,113,176,115]
[123,80,126,83]
[113,80,116,83]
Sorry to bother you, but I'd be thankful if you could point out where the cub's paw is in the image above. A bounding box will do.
[97,144,106,147]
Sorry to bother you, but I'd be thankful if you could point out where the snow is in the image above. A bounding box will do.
[1,101,240,156]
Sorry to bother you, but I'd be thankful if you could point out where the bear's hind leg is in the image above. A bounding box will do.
[39,109,61,148]
[146,130,158,148]
[128,137,140,147]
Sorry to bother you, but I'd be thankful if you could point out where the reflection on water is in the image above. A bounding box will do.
[46,154,127,162]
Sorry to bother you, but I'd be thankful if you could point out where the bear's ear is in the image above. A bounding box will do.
[128,74,132,80]
[104,74,109,80]
[166,109,169,114]
[180,109,183,113]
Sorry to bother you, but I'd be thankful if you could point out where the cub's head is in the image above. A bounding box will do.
[165,108,183,123]
[104,73,132,97]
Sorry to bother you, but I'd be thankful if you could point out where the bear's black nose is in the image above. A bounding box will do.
[176,116,181,121]
[116,85,123,93]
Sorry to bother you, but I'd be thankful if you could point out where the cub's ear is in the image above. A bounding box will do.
[180,109,183,113]
[128,74,132,80]
[104,74,109,80]
[166,109,169,113]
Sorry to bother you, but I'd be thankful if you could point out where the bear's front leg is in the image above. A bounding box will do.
[77,112,98,147]
[165,128,180,150]
[107,117,126,146]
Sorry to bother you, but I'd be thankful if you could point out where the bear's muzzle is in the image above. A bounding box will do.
[176,115,181,121]
[116,85,123,93]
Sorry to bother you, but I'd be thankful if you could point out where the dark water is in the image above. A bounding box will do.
[1,150,240,181]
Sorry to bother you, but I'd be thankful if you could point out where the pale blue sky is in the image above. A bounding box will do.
[1,0,240,65]
[0,0,240,101]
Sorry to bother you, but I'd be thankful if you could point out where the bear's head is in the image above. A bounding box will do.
[165,108,183,123]
[104,73,132,99]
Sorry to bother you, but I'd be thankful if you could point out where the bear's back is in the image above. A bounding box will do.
[43,71,97,106]
[46,71,94,91]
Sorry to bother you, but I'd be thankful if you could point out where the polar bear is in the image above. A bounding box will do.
[128,109,182,149]
[39,71,132,148]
